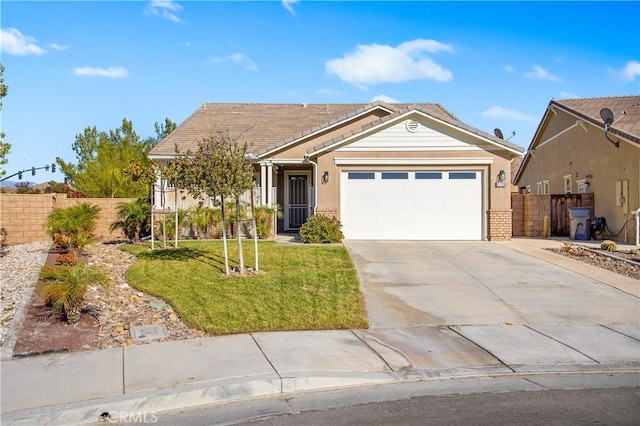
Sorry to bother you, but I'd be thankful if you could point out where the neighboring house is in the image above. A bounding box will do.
[514,95,640,241]
[149,101,524,241]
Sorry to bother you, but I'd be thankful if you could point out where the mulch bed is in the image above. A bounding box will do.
[11,249,103,358]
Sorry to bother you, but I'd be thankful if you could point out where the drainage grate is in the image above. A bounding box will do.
[130,324,169,342]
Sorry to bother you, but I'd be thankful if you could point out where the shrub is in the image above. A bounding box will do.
[299,215,344,244]
[601,240,617,252]
[40,264,111,324]
[55,253,78,266]
[109,198,151,242]
[44,202,101,255]
[254,205,282,239]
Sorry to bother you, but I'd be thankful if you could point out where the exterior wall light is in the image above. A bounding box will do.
[495,169,506,188]
[322,171,329,184]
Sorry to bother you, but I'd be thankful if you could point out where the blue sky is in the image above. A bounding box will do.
[2,1,639,183]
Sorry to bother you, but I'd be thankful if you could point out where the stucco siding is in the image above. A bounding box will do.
[517,109,639,241]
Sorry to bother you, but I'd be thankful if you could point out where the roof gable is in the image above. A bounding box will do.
[514,95,640,183]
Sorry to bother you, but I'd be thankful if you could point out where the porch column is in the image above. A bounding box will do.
[260,162,267,206]
[153,171,164,210]
[266,162,273,206]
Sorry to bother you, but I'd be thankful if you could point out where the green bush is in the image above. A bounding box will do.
[44,202,101,254]
[299,214,344,244]
[601,240,617,251]
[254,205,282,239]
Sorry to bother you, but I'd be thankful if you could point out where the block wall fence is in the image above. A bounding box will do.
[0,193,135,246]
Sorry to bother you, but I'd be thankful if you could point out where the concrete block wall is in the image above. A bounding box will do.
[0,194,135,246]
[0,193,56,246]
[487,209,513,241]
[523,194,551,238]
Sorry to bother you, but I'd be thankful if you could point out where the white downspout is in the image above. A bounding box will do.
[635,207,640,247]
[303,154,318,215]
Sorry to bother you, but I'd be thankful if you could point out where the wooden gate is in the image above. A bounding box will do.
[551,194,584,236]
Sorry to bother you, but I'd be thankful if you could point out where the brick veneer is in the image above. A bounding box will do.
[0,193,135,246]
[487,208,513,241]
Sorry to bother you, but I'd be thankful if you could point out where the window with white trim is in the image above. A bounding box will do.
[543,180,550,194]
[536,182,543,194]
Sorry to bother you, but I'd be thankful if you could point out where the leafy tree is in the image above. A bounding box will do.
[109,198,151,242]
[0,64,11,178]
[167,129,255,275]
[15,182,41,194]
[56,118,176,198]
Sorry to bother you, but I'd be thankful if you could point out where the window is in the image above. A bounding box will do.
[525,185,531,194]
[577,179,588,194]
[563,175,572,194]
[381,172,408,179]
[415,172,442,179]
[543,180,550,194]
[536,182,543,194]
[348,172,375,179]
[449,172,476,180]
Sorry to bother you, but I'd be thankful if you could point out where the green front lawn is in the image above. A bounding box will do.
[123,241,369,335]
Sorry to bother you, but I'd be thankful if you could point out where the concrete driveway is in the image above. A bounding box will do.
[343,240,639,329]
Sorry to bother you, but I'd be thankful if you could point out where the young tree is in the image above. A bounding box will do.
[0,64,11,178]
[167,129,254,275]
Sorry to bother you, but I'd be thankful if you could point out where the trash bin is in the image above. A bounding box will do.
[569,207,591,240]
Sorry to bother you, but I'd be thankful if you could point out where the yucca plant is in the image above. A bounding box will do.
[40,264,111,324]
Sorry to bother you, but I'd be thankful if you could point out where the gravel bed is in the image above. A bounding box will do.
[546,243,640,281]
[0,242,50,346]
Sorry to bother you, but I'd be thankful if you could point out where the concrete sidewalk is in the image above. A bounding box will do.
[1,238,639,425]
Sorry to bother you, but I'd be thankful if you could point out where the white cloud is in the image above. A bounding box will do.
[482,106,537,123]
[282,0,298,16]
[209,53,258,72]
[145,1,183,23]
[524,65,561,82]
[50,43,69,51]
[73,67,129,78]
[620,60,640,82]
[0,28,46,56]
[371,94,399,103]
[503,65,515,73]
[325,38,454,86]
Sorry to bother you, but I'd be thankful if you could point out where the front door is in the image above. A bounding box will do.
[285,172,309,230]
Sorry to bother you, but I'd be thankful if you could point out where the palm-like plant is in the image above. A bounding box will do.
[44,202,101,254]
[40,264,111,324]
[109,198,151,242]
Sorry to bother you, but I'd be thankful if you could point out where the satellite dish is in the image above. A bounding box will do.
[494,128,504,139]
[600,107,614,127]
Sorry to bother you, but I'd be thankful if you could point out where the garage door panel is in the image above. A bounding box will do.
[342,170,482,240]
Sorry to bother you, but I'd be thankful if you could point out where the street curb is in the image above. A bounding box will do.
[2,366,639,425]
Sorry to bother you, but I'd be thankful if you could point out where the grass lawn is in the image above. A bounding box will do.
[123,241,369,335]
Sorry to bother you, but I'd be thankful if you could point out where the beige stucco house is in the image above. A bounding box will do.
[514,95,640,243]
[149,101,524,241]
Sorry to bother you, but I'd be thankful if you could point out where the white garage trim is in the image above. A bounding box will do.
[340,170,485,240]
[334,157,494,166]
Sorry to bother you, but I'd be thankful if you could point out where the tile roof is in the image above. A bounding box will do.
[149,101,524,158]
[550,95,640,144]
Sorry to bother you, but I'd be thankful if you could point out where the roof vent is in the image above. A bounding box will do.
[301,103,308,108]
[405,120,419,133]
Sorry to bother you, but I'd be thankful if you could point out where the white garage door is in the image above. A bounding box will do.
[341,171,483,240]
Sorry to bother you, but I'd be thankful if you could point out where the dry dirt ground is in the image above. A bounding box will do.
[9,240,640,358]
